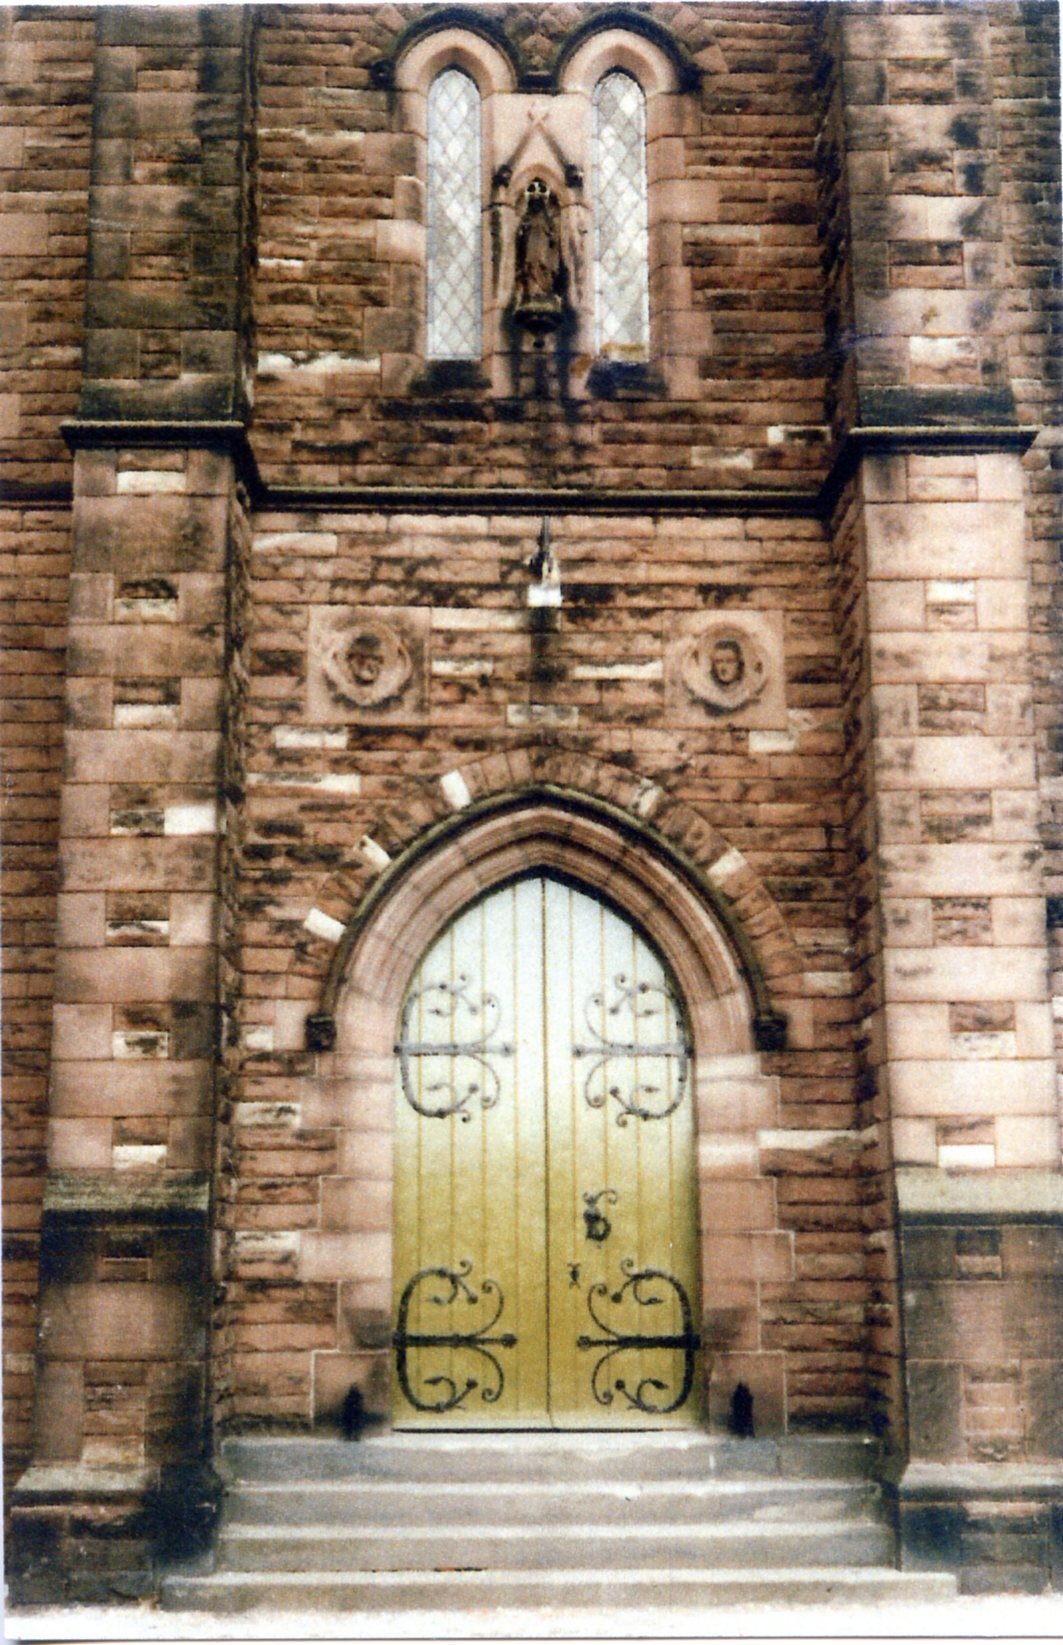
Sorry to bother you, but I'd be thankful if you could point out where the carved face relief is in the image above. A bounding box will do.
[665,613,786,729]
[326,620,410,708]
[681,627,766,714]
[308,607,429,722]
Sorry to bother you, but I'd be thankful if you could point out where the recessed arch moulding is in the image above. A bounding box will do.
[283,782,822,1437]
[390,21,695,396]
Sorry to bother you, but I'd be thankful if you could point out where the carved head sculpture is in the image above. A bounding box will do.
[680,625,768,715]
[320,616,413,710]
[708,637,745,689]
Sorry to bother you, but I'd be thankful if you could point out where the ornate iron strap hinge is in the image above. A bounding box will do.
[572,974,692,1124]
[395,975,514,1120]
[577,1258,701,1415]
[393,1261,517,1413]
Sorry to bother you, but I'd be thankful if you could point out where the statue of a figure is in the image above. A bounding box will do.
[514,177,565,335]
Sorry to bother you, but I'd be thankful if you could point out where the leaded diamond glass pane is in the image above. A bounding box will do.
[593,72,650,358]
[427,69,482,360]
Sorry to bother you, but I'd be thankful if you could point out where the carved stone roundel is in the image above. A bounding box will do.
[321,616,412,710]
[680,624,768,715]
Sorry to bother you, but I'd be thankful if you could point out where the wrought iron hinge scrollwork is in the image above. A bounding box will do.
[395,975,514,1120]
[393,1261,517,1413]
[573,974,692,1125]
[577,1258,701,1415]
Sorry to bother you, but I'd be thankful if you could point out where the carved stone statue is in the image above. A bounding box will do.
[513,177,565,335]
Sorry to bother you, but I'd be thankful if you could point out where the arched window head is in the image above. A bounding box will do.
[426,68,482,360]
[592,71,650,360]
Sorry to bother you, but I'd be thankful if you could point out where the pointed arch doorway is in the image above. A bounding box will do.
[392,873,701,1430]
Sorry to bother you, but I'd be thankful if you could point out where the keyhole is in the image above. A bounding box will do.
[568,1262,581,1287]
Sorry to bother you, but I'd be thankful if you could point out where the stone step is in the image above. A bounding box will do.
[221,1432,880,1487]
[215,1517,895,1573]
[225,1476,881,1529]
[161,1565,958,1614]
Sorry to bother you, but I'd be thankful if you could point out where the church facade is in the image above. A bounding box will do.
[2,0,1062,1602]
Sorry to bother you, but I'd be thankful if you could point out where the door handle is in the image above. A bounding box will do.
[582,1187,618,1243]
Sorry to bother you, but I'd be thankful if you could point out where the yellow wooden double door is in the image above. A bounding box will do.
[392,875,702,1428]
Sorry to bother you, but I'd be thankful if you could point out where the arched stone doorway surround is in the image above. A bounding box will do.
[288,750,812,1434]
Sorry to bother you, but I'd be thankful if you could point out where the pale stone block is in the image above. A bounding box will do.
[884,946,1048,1003]
[56,894,107,949]
[273,1000,310,1051]
[48,1118,112,1168]
[994,1114,1060,1168]
[871,632,1028,686]
[52,1003,113,1061]
[881,844,1039,900]
[985,684,1033,736]
[889,1058,1056,1117]
[340,1128,391,1182]
[698,1137,759,1177]
[164,800,218,836]
[301,1231,389,1281]
[374,219,425,263]
[865,504,1025,579]
[112,1028,170,1059]
[876,791,920,842]
[925,578,975,606]
[654,178,719,222]
[950,1031,1017,1060]
[432,608,523,632]
[116,469,186,495]
[169,895,216,946]
[234,1100,299,1127]
[113,1143,167,1169]
[937,1142,996,1170]
[64,730,222,782]
[358,835,391,872]
[882,899,933,947]
[241,1026,275,1052]
[870,684,918,736]
[506,703,579,729]
[233,1230,300,1267]
[695,1077,778,1132]
[254,531,338,556]
[991,790,1040,841]
[885,1001,951,1059]
[875,737,1036,791]
[304,907,345,944]
[868,580,924,631]
[1014,1002,1054,1058]
[975,579,1027,631]
[706,848,747,890]
[273,726,348,749]
[890,1117,938,1165]
[976,454,1025,502]
[748,729,796,754]
[60,784,110,839]
[439,769,472,809]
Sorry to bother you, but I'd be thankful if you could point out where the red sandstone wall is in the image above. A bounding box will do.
[1,5,95,1491]
[251,3,830,492]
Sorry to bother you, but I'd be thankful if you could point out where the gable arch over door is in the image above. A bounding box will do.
[326,794,788,1431]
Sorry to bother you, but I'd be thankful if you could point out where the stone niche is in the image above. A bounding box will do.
[664,611,787,729]
[307,606,430,723]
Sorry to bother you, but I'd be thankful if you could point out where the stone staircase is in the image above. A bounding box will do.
[160,1432,957,1614]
